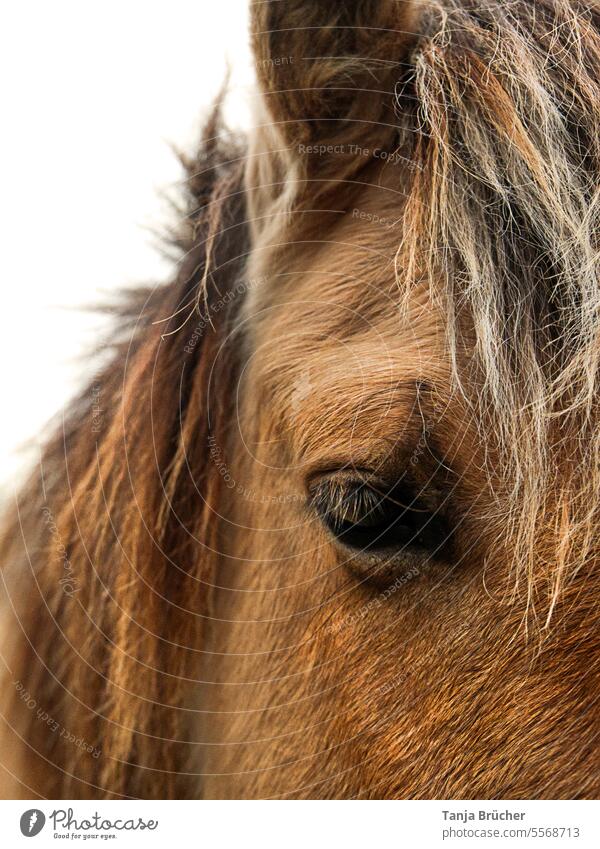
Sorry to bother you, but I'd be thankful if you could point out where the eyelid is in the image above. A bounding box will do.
[306,467,390,496]
[310,471,452,557]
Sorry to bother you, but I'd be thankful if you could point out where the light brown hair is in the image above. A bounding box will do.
[1,0,599,799]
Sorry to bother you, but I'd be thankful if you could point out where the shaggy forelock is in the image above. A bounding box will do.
[391,0,600,621]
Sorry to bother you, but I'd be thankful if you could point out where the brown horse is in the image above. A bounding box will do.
[1,0,599,799]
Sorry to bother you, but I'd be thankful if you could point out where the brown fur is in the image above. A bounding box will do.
[0,0,599,798]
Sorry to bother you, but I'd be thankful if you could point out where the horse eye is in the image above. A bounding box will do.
[309,475,450,563]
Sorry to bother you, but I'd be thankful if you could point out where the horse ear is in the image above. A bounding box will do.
[248,0,422,212]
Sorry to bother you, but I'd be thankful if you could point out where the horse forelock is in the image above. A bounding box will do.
[404,0,600,621]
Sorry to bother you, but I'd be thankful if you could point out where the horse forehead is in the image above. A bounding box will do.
[244,262,451,466]
[245,160,414,317]
[245,165,449,417]
[247,243,447,395]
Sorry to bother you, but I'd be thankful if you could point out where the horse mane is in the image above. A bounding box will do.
[0,103,248,798]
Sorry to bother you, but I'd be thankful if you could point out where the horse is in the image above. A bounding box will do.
[0,0,599,799]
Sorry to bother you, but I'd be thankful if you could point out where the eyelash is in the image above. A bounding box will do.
[309,476,450,558]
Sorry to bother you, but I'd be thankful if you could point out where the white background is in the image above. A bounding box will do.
[0,1,253,491]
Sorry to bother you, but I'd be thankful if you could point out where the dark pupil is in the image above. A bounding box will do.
[318,481,448,555]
